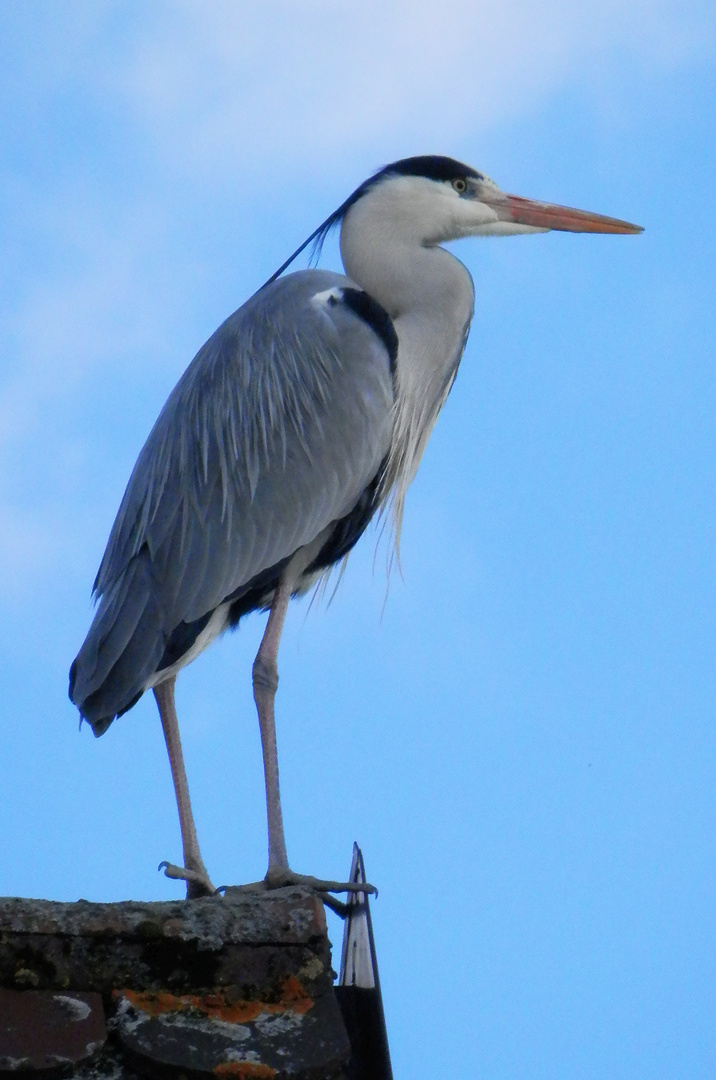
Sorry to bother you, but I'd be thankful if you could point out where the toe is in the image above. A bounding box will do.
[263,868,376,896]
[159,860,217,897]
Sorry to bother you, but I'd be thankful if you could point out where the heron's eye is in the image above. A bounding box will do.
[452,177,468,194]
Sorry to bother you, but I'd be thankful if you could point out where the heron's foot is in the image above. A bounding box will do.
[158,860,217,899]
[219,869,377,899]
[264,867,377,896]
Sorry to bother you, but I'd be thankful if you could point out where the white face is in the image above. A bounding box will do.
[342,166,642,258]
[385,166,643,240]
[365,172,549,246]
[446,173,551,238]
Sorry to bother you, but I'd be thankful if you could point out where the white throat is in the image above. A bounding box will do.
[340,183,475,543]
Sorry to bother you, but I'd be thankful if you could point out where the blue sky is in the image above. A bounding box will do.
[1,2,715,1077]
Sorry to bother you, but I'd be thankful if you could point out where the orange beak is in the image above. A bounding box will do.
[484,191,643,234]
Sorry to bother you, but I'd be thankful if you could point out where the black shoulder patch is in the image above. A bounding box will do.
[338,288,398,377]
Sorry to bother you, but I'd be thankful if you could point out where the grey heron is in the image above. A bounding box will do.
[69,155,642,898]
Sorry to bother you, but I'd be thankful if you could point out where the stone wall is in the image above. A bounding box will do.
[0,888,352,1078]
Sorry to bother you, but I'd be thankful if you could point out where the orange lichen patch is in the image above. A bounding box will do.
[276,975,313,1016]
[119,989,263,1023]
[118,976,314,1023]
[214,1063,277,1079]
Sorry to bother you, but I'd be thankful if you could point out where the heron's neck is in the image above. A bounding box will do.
[340,204,473,317]
[340,208,474,540]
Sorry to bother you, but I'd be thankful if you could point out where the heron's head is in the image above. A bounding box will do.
[341,155,643,246]
[262,154,642,290]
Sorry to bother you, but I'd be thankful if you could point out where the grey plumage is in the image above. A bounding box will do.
[71,271,394,730]
[69,155,641,896]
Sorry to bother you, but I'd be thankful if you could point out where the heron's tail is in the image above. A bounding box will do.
[69,552,166,736]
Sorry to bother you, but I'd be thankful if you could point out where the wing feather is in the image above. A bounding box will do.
[73,270,394,726]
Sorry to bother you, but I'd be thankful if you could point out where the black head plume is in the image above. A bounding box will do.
[261,155,481,289]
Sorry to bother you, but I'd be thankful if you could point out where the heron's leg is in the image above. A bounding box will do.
[252,574,294,880]
[250,568,377,898]
[154,676,216,898]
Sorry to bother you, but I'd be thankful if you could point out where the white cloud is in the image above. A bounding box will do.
[112,0,713,176]
[0,191,179,595]
[0,190,161,443]
[0,0,711,593]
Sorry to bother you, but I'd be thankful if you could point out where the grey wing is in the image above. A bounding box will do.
[70,270,395,730]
